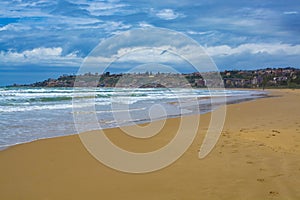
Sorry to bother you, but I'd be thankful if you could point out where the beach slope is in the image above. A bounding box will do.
[1,89,300,199]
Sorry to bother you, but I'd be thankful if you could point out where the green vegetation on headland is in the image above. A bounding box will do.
[10,67,300,89]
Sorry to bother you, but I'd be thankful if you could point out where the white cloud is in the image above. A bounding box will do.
[23,47,63,57]
[187,31,214,35]
[138,22,154,28]
[283,11,298,15]
[0,0,53,18]
[83,44,209,68]
[205,43,300,56]
[0,47,82,66]
[155,9,183,20]
[76,20,131,32]
[0,24,14,31]
[84,46,181,66]
[0,23,31,32]
[86,1,128,16]
[55,16,101,26]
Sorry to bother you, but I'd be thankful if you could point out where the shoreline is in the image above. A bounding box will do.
[0,89,267,151]
[1,89,300,199]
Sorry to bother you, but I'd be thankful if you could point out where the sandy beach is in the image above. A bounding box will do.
[1,89,300,199]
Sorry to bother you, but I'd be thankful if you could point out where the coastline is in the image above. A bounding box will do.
[0,88,266,150]
[1,89,300,199]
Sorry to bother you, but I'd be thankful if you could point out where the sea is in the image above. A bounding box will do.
[0,87,266,150]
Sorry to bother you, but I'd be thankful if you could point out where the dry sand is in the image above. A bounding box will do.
[1,89,300,199]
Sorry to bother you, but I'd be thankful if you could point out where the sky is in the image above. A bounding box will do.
[0,0,300,85]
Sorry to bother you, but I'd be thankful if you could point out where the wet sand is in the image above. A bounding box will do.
[1,89,300,199]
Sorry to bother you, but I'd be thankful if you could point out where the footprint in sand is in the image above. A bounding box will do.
[257,178,265,182]
[269,191,279,196]
[231,149,238,153]
[270,174,284,178]
[272,130,280,134]
[239,128,249,133]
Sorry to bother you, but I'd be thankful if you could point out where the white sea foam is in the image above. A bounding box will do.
[0,87,267,150]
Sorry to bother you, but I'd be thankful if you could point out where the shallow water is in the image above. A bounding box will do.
[0,87,266,149]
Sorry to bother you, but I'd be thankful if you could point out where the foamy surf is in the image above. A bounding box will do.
[0,87,267,150]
